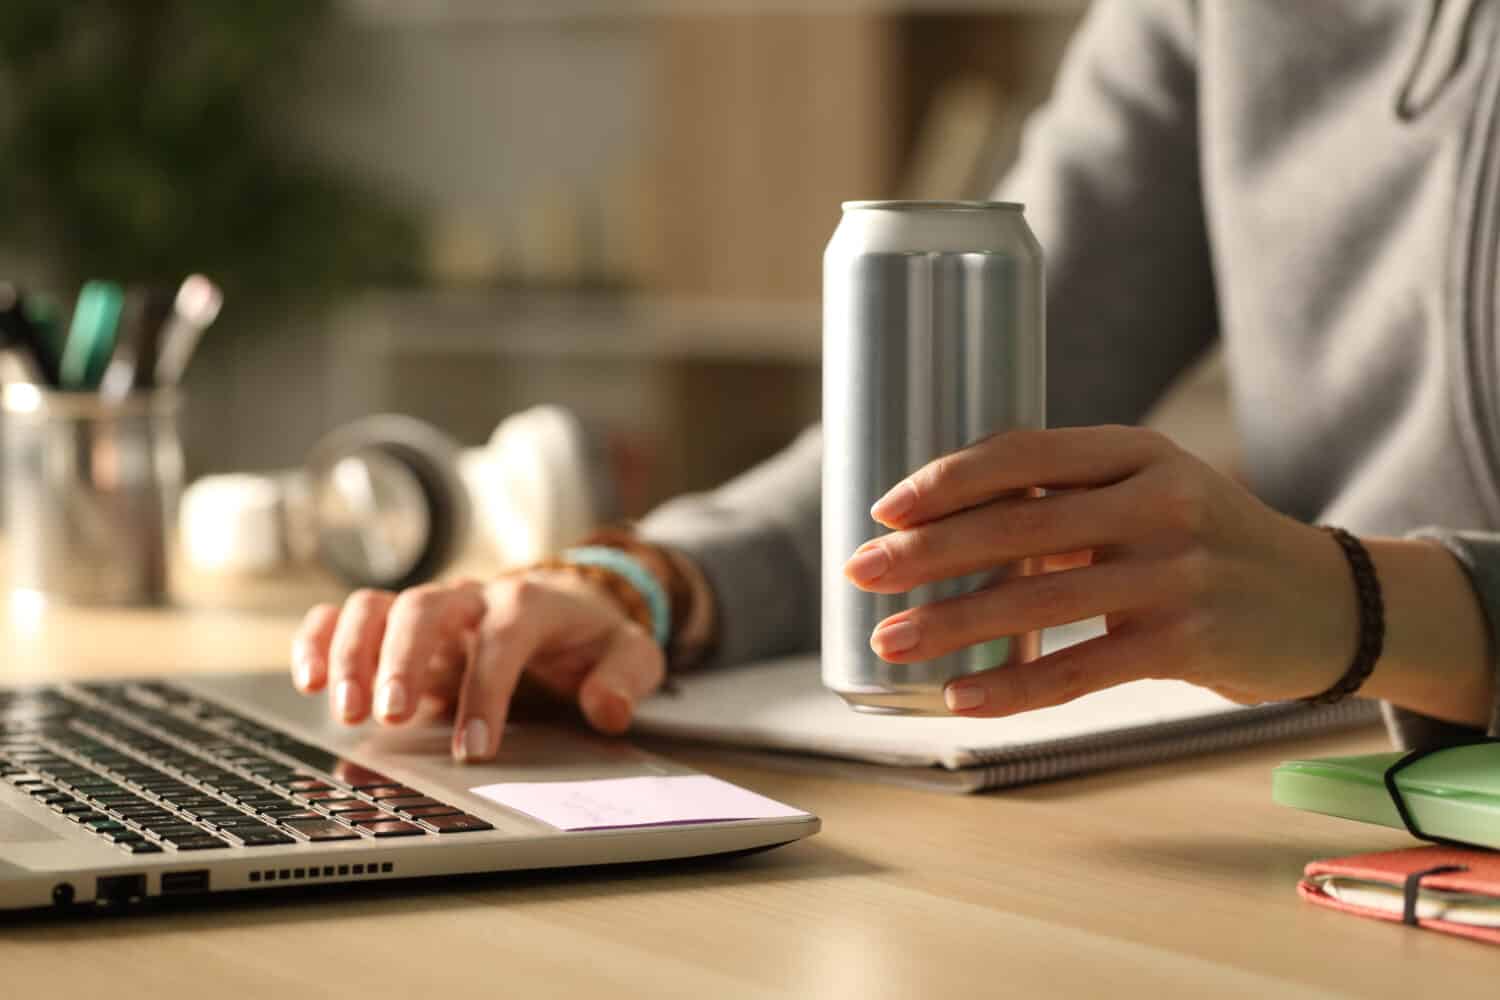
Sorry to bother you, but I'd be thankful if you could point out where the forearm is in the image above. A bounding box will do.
[638,426,822,669]
[1353,538,1493,730]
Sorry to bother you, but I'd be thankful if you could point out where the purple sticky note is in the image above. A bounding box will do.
[468,774,808,831]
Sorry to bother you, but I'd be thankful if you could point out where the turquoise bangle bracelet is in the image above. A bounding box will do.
[561,545,672,647]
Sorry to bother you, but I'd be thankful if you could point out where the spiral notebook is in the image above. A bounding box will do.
[633,623,1381,793]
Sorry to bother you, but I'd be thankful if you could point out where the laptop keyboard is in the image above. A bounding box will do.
[0,682,493,854]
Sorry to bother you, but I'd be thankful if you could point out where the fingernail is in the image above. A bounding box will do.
[945,684,986,712]
[460,718,489,762]
[872,620,921,655]
[375,680,408,721]
[599,686,633,730]
[871,482,916,524]
[293,650,314,691]
[844,545,890,584]
[334,680,361,723]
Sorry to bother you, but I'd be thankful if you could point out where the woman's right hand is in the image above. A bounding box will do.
[289,570,667,763]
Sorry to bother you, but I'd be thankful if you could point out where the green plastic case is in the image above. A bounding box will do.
[1272,744,1500,851]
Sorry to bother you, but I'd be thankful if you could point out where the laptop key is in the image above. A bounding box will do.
[331,763,396,789]
[117,808,175,822]
[382,797,444,810]
[184,806,245,820]
[259,805,315,818]
[340,810,391,824]
[284,819,361,842]
[90,791,145,804]
[361,821,425,838]
[421,814,495,834]
[400,804,462,819]
[126,841,164,854]
[234,830,297,847]
[367,787,421,800]
[279,744,339,774]
[171,836,229,851]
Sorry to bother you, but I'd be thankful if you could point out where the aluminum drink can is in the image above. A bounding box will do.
[822,200,1045,715]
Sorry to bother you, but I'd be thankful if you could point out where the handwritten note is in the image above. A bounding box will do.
[469,775,809,831]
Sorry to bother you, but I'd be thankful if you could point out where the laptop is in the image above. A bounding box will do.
[0,672,818,913]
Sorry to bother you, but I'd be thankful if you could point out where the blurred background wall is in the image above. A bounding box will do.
[6,1,1219,521]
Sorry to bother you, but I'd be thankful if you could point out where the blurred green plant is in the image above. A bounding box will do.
[0,0,418,302]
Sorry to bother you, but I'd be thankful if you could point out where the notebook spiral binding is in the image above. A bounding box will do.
[966,698,1382,789]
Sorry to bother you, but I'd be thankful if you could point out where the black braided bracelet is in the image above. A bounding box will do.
[1302,526,1385,706]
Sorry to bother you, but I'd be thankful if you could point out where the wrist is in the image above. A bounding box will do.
[570,529,719,670]
[1298,527,1384,706]
[1352,538,1492,728]
[661,546,719,670]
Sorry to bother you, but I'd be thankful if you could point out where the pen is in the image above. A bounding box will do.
[0,283,62,386]
[0,283,28,351]
[152,274,222,388]
[99,287,173,402]
[61,280,125,390]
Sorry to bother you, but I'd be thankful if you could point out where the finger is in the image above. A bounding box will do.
[326,589,396,724]
[452,579,553,763]
[370,582,486,725]
[943,624,1160,717]
[849,478,1152,594]
[417,632,472,714]
[577,625,666,734]
[871,426,1169,529]
[870,559,1164,663]
[1042,550,1093,573]
[291,603,340,693]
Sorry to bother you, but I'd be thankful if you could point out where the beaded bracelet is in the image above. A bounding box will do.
[560,545,672,647]
[535,560,656,640]
[578,529,711,669]
[1301,526,1386,706]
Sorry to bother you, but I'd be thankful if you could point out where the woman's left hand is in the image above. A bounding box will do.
[842,425,1359,715]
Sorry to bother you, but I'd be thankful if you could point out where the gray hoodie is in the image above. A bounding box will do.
[641,0,1500,748]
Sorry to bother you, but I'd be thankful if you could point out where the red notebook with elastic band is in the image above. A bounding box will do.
[1299,846,1500,946]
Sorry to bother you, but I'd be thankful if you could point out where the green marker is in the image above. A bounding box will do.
[61,280,125,390]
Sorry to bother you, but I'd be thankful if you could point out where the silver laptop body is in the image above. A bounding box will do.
[0,672,818,912]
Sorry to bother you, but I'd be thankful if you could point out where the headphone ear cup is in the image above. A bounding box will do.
[477,405,616,567]
[305,414,472,590]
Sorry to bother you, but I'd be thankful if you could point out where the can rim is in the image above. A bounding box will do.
[841,199,1024,212]
[1,383,182,418]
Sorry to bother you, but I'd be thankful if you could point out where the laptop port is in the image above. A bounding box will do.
[161,870,210,896]
[95,874,146,907]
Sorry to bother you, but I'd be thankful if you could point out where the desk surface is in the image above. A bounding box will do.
[2,590,1494,999]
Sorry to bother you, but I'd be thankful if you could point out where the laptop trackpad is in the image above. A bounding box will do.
[0,803,63,844]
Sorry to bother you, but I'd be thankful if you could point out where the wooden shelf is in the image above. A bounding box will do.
[342,0,1087,27]
[334,289,821,365]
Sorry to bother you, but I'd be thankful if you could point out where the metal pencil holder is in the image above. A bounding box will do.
[2,384,183,606]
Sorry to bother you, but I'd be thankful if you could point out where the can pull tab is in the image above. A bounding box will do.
[1395,0,1480,121]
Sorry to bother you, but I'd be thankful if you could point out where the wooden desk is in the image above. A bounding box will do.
[1,593,1494,998]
